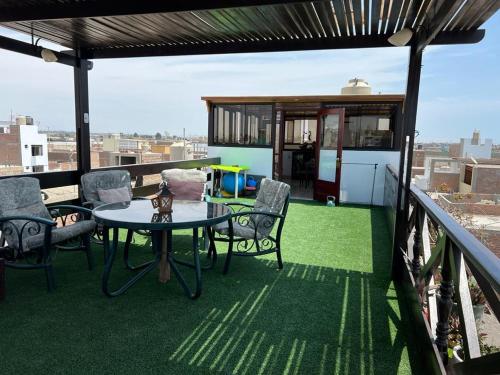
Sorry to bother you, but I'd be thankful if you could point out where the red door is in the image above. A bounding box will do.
[314,109,345,204]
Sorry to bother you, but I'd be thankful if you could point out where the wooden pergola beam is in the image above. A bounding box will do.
[0,0,307,22]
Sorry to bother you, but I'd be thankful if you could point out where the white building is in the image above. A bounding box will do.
[170,141,194,161]
[459,130,492,159]
[102,133,146,152]
[16,116,49,173]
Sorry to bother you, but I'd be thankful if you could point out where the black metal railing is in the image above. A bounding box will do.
[385,165,500,374]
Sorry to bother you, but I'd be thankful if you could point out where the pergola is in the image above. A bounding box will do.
[1,1,499,372]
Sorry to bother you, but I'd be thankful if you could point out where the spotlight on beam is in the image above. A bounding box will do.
[41,48,58,62]
[388,28,413,47]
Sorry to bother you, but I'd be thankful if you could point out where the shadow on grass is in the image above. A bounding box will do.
[1,207,414,374]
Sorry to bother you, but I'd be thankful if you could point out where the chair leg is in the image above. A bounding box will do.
[205,226,217,266]
[45,264,56,292]
[83,233,94,270]
[222,239,233,275]
[276,247,283,269]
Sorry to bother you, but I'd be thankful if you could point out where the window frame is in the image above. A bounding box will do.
[208,103,275,148]
[283,118,317,147]
[31,144,43,156]
[323,102,402,152]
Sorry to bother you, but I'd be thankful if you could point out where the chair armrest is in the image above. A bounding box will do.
[0,216,55,252]
[48,205,93,223]
[222,211,284,243]
[48,205,93,215]
[224,202,254,214]
[0,215,56,227]
[224,202,254,208]
[229,211,284,220]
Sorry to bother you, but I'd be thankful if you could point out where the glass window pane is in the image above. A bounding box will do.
[213,104,272,146]
[341,104,396,149]
[293,120,302,143]
[321,114,339,149]
[245,105,272,146]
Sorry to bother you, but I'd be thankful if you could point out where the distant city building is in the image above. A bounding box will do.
[102,133,147,153]
[170,141,194,161]
[0,115,48,173]
[167,141,207,161]
[150,140,172,155]
[414,157,461,191]
[459,160,500,194]
[458,130,492,159]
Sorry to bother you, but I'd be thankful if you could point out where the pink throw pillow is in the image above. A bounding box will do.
[168,179,204,200]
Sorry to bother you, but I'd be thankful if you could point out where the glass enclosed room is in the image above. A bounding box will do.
[204,93,404,205]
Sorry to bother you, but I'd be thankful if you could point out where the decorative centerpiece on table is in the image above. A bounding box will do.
[151,181,175,214]
[151,212,172,223]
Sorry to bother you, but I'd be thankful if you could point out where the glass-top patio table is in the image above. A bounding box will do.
[93,200,231,299]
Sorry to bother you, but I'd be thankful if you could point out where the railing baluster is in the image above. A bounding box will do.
[435,236,454,364]
[406,204,416,243]
[412,203,424,280]
[450,242,480,360]
[421,214,438,336]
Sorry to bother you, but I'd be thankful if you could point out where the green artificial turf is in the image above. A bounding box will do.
[1,200,418,374]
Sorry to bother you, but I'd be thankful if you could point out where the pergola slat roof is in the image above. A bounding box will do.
[0,0,497,59]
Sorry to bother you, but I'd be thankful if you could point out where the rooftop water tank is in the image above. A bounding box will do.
[341,78,372,95]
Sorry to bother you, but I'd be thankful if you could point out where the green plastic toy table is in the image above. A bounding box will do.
[210,164,250,199]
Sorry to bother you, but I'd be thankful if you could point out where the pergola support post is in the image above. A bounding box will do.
[392,43,423,280]
[74,56,92,181]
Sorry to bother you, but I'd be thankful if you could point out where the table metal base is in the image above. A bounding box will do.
[101,226,217,299]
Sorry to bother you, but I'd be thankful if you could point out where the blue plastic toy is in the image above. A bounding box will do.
[246,176,257,188]
[223,173,245,194]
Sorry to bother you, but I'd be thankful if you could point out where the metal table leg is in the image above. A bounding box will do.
[173,226,217,270]
[101,227,161,297]
[123,229,155,271]
[167,227,205,299]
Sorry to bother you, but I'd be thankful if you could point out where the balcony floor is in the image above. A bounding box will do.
[1,200,418,374]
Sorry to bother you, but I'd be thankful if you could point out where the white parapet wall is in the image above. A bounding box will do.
[208,146,273,178]
[340,150,400,206]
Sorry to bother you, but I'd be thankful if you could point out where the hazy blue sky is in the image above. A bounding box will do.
[0,12,498,143]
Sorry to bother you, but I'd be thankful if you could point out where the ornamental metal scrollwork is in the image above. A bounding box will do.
[49,209,83,227]
[0,219,46,263]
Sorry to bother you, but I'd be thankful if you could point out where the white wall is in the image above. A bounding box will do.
[208,146,273,178]
[208,146,400,206]
[460,138,492,159]
[19,124,48,172]
[340,150,400,206]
